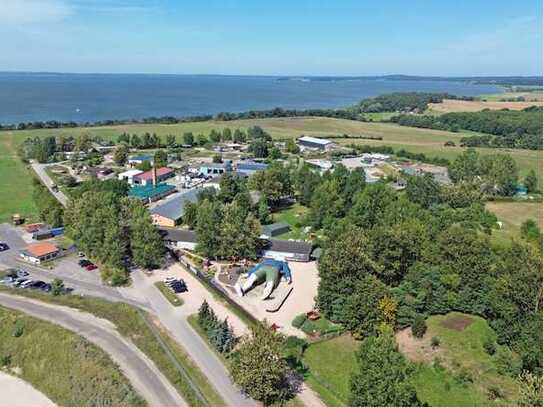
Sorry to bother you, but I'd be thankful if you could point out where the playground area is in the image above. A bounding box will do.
[215,260,319,337]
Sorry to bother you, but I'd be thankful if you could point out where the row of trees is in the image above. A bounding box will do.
[197,301,237,354]
[32,179,64,227]
[64,180,164,285]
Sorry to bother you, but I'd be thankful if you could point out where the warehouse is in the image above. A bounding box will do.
[297,136,336,151]
[150,189,201,227]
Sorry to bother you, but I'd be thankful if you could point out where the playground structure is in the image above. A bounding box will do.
[235,258,292,300]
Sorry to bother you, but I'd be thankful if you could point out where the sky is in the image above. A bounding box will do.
[0,0,542,76]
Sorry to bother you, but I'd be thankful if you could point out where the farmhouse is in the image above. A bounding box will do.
[20,242,60,264]
[261,239,313,262]
[133,167,175,186]
[297,136,336,152]
[128,155,153,167]
[150,189,201,227]
[118,169,143,185]
[159,228,198,251]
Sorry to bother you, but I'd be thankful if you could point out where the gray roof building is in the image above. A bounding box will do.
[261,222,291,238]
[159,228,197,244]
[150,189,200,223]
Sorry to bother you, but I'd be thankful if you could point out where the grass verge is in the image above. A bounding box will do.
[154,281,184,307]
[0,305,146,407]
[0,286,225,407]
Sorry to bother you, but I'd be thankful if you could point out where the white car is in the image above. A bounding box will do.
[20,279,34,289]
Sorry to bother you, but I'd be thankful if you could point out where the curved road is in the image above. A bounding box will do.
[0,293,186,407]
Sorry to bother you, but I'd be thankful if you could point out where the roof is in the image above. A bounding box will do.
[200,162,230,169]
[119,169,143,178]
[159,228,197,243]
[264,239,313,256]
[151,189,201,221]
[237,162,268,171]
[129,155,152,162]
[25,242,59,257]
[134,167,174,181]
[298,136,333,146]
[128,183,176,200]
[262,222,291,236]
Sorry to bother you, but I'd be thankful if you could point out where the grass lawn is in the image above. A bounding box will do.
[0,133,37,223]
[272,204,310,240]
[154,281,184,307]
[0,306,146,407]
[408,313,519,407]
[486,201,543,241]
[0,287,225,407]
[303,335,359,407]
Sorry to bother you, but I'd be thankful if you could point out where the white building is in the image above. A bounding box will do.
[118,169,143,185]
[297,136,336,152]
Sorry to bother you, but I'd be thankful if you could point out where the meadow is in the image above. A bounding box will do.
[0,305,146,407]
[486,201,543,242]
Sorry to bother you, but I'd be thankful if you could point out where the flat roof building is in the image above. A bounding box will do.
[128,183,176,204]
[20,242,60,264]
[150,189,201,227]
[236,161,268,176]
[261,222,291,238]
[261,239,313,262]
[297,136,336,151]
[118,169,143,184]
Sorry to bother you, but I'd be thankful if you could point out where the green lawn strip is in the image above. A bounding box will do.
[154,281,184,306]
[272,204,310,240]
[0,305,146,407]
[0,287,225,407]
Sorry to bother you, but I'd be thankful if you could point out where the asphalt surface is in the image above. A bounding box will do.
[0,293,187,407]
[31,162,69,206]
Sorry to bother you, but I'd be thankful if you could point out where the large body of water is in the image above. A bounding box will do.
[0,73,501,124]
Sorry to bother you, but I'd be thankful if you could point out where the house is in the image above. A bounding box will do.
[118,169,143,185]
[261,222,291,238]
[133,167,175,186]
[199,162,232,177]
[20,242,60,264]
[236,161,268,176]
[150,189,201,227]
[128,155,153,167]
[128,183,176,204]
[159,228,198,251]
[306,159,334,173]
[297,136,336,151]
[261,239,313,262]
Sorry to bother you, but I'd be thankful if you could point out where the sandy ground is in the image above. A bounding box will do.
[216,261,320,337]
[429,99,543,113]
[0,372,57,407]
[395,327,438,363]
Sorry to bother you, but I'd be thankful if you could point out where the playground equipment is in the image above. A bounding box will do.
[235,258,292,300]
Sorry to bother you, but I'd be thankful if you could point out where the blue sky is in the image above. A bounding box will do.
[1,0,542,76]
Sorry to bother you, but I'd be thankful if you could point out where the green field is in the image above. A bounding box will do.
[272,204,310,240]
[2,116,543,221]
[486,201,543,242]
[0,305,146,407]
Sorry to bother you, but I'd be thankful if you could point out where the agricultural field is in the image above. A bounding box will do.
[480,91,543,102]
[0,306,145,407]
[428,98,543,113]
[486,201,543,241]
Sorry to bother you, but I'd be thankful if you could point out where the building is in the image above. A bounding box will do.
[133,167,175,186]
[128,155,153,167]
[128,183,176,204]
[261,222,291,238]
[261,239,313,262]
[159,228,198,251]
[297,136,336,151]
[87,167,114,178]
[199,162,232,177]
[236,161,268,176]
[150,189,201,227]
[20,242,60,264]
[306,159,334,173]
[118,169,143,185]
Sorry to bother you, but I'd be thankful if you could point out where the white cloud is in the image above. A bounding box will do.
[0,0,72,25]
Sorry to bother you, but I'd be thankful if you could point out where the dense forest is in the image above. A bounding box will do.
[392,108,543,150]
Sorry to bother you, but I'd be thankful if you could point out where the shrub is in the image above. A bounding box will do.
[454,368,474,386]
[411,314,427,338]
[431,336,440,348]
[292,314,307,329]
[495,347,522,377]
[12,320,24,338]
[433,357,445,372]
[0,354,11,367]
[487,385,504,400]
[483,336,496,355]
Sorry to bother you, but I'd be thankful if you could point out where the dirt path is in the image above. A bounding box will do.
[0,372,57,407]
[0,293,187,407]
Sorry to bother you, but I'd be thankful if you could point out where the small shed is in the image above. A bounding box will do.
[261,222,291,238]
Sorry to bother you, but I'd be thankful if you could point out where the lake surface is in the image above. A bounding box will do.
[0,73,501,124]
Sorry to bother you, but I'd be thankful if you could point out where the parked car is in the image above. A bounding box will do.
[16,269,30,278]
[41,283,52,292]
[0,243,9,252]
[19,279,34,289]
[29,281,47,290]
[85,264,97,271]
[166,278,187,293]
[78,259,91,267]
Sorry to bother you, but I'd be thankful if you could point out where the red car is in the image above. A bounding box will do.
[85,264,98,271]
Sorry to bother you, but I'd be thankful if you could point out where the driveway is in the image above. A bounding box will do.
[0,293,186,407]
[31,162,68,206]
[0,372,57,407]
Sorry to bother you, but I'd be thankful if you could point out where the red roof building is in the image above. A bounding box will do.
[133,167,175,186]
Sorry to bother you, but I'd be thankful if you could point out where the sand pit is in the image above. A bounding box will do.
[0,372,57,407]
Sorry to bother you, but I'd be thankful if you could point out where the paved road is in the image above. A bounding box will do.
[31,162,68,206]
[0,293,187,407]
[129,270,257,407]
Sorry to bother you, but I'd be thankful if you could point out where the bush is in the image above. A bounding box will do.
[495,347,522,377]
[12,320,24,337]
[483,336,496,355]
[454,367,474,386]
[431,336,441,348]
[487,385,504,400]
[292,314,307,329]
[0,354,11,367]
[411,314,427,338]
